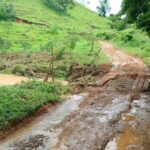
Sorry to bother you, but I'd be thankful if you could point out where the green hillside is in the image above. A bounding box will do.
[0,0,110,51]
[0,0,150,69]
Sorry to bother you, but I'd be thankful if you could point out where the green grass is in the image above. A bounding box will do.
[113,27,150,66]
[0,0,110,52]
[96,25,150,66]
[0,0,110,68]
[0,81,67,129]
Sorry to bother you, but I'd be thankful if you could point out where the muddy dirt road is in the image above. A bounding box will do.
[0,42,150,150]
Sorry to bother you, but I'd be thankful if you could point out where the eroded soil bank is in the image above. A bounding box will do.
[0,42,150,150]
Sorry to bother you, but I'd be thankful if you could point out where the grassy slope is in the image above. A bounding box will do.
[0,0,110,66]
[0,0,109,50]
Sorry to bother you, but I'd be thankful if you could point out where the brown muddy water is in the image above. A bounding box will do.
[0,74,29,86]
[0,74,68,86]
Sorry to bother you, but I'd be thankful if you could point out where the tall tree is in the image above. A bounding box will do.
[121,0,150,35]
[121,0,149,22]
[97,0,111,17]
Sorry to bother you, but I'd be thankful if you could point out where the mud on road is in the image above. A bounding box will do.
[0,42,150,150]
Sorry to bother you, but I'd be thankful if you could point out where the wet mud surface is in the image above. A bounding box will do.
[0,74,29,86]
[0,41,150,150]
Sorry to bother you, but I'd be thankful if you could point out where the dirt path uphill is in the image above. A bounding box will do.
[0,42,150,150]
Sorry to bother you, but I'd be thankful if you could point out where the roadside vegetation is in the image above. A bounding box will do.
[0,81,68,129]
[96,0,150,66]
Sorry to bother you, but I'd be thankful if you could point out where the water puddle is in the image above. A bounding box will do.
[0,74,29,86]
[116,128,141,150]
[122,114,136,122]
[0,74,68,86]
[105,128,141,150]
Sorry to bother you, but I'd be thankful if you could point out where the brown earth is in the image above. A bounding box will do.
[0,41,150,150]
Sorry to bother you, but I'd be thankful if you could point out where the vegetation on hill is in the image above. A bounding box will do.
[43,0,75,11]
[0,1,15,21]
[0,0,111,79]
[121,0,150,36]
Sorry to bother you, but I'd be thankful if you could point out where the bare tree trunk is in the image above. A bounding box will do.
[44,48,55,83]
[91,48,102,64]
[51,48,54,83]
[90,39,94,52]
[44,60,52,82]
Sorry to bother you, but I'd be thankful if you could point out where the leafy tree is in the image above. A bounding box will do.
[109,14,127,31]
[44,0,75,12]
[137,11,150,36]
[0,1,15,20]
[121,0,150,35]
[121,0,149,22]
[97,0,111,17]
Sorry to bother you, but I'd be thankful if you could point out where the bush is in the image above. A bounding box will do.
[109,15,127,31]
[0,37,12,52]
[96,31,116,40]
[0,2,15,20]
[43,0,75,12]
[137,12,150,36]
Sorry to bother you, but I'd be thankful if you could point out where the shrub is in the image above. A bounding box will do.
[0,81,64,129]
[109,15,127,31]
[137,12,150,36]
[0,1,15,20]
[43,0,75,12]
[0,37,12,52]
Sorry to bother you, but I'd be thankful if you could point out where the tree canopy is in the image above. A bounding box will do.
[0,1,15,20]
[121,0,150,35]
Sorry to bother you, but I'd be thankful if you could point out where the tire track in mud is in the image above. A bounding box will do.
[0,41,150,150]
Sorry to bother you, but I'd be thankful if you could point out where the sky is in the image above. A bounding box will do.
[76,0,123,14]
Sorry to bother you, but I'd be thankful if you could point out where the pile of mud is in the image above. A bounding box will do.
[68,63,111,81]
[67,63,111,93]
